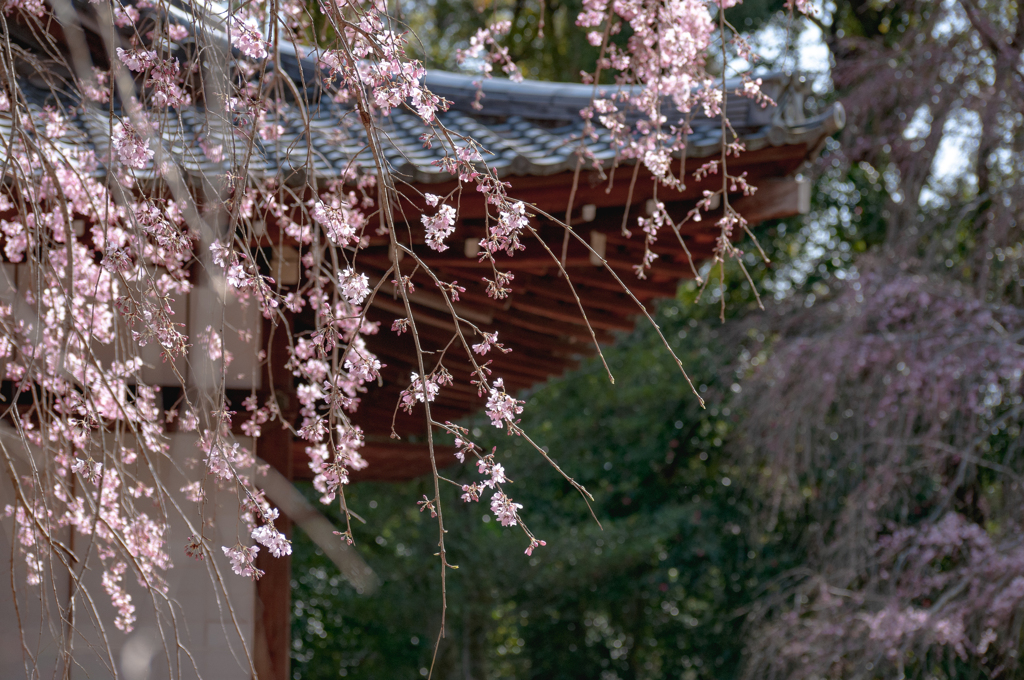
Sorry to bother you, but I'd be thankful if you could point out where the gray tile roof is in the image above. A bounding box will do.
[3,60,843,186]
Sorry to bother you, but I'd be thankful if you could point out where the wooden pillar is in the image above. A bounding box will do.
[254,318,297,680]
[254,420,293,680]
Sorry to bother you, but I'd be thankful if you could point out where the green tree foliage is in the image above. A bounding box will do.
[292,299,794,679]
[400,0,786,81]
[401,0,597,81]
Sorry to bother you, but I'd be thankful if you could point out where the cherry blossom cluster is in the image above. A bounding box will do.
[223,544,264,580]
[399,370,452,414]
[485,378,525,431]
[0,0,771,663]
[421,198,457,252]
[307,426,368,504]
[316,3,447,123]
[456,21,523,109]
[571,0,801,300]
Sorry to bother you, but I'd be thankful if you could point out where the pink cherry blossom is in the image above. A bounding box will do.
[228,15,268,60]
[251,524,292,558]
[116,47,157,71]
[112,121,154,169]
[340,267,370,305]
[485,378,524,428]
[311,200,362,246]
[222,544,263,580]
[489,492,523,527]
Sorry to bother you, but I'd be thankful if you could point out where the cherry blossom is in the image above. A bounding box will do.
[112,121,154,169]
[472,331,509,356]
[311,200,362,246]
[421,204,456,252]
[251,524,292,558]
[525,538,547,556]
[222,544,264,580]
[167,23,188,41]
[116,47,157,72]
[340,267,370,305]
[102,562,136,631]
[70,457,103,484]
[228,15,268,60]
[489,491,523,527]
[485,378,524,429]
[399,372,444,413]
[484,201,528,255]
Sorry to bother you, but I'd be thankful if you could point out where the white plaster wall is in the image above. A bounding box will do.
[188,276,263,392]
[0,235,265,680]
[0,432,258,680]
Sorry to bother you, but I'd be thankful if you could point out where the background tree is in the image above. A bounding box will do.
[735,1,1024,677]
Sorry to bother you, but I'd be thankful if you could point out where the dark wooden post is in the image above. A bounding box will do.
[254,317,296,680]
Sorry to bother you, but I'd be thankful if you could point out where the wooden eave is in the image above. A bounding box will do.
[295,147,818,482]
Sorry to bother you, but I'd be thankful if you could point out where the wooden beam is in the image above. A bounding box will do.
[506,296,634,331]
[254,318,296,680]
[293,440,457,482]
[375,145,810,221]
[488,306,616,343]
[364,308,574,373]
[730,177,811,224]
[521,277,643,317]
[539,267,675,298]
[253,421,293,680]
